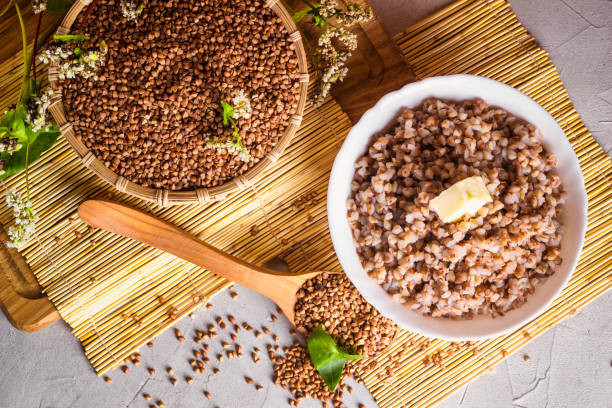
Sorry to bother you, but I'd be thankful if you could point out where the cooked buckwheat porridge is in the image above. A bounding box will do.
[347,97,565,318]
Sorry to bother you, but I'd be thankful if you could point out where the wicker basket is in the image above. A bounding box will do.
[47,0,309,207]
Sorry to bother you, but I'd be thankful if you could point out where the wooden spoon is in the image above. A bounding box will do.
[77,200,321,325]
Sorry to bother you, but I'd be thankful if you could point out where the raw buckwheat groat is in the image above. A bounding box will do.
[62,0,300,190]
[294,272,398,357]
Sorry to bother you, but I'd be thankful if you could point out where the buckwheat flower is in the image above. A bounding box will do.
[231,89,252,120]
[0,137,19,155]
[314,64,348,106]
[26,89,54,132]
[57,41,108,80]
[336,3,374,26]
[6,190,21,210]
[319,0,338,18]
[32,0,47,14]
[313,27,356,106]
[206,137,251,162]
[120,0,144,21]
[319,26,358,52]
[5,189,38,248]
[38,45,72,65]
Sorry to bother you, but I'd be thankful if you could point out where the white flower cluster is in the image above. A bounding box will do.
[304,0,373,106]
[120,0,144,21]
[0,137,19,155]
[38,46,71,65]
[314,27,358,106]
[39,42,108,81]
[336,3,374,25]
[59,45,108,80]
[319,0,337,18]
[206,138,251,162]
[231,89,252,120]
[26,89,54,132]
[318,26,358,53]
[5,189,38,249]
[39,41,108,81]
[32,0,47,14]
[317,64,348,105]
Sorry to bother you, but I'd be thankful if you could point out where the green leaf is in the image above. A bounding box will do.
[0,109,27,142]
[46,0,74,13]
[314,15,326,27]
[292,7,312,23]
[36,79,43,96]
[26,78,36,100]
[220,100,235,126]
[307,325,363,391]
[53,33,89,42]
[0,126,60,179]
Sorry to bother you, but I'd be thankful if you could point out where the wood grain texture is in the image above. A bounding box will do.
[286,0,416,123]
[330,17,416,123]
[77,200,320,324]
[0,225,59,331]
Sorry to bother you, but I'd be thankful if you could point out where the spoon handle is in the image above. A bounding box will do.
[78,200,294,289]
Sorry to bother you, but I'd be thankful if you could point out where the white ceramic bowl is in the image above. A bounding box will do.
[327,75,587,341]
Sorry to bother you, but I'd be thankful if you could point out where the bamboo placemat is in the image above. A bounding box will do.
[0,69,357,373]
[355,1,612,407]
[0,0,611,407]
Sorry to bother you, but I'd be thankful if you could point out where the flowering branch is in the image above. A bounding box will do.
[0,0,77,249]
[293,0,373,106]
[40,37,108,80]
[4,189,39,248]
[207,90,253,162]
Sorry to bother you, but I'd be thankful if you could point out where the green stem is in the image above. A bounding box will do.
[14,3,32,108]
[230,117,240,142]
[301,0,317,9]
[0,0,13,18]
[24,144,30,201]
[15,3,27,74]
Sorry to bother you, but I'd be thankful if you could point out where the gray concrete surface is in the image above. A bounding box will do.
[1,1,611,407]
[0,285,378,408]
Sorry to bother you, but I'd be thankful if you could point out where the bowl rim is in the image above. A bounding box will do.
[47,0,309,207]
[327,74,588,341]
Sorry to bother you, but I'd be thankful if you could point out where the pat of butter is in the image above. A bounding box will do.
[429,176,492,223]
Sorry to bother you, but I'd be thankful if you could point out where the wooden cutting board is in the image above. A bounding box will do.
[0,225,59,331]
[0,0,414,331]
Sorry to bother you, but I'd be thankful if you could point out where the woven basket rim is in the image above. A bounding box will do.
[47,0,309,207]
